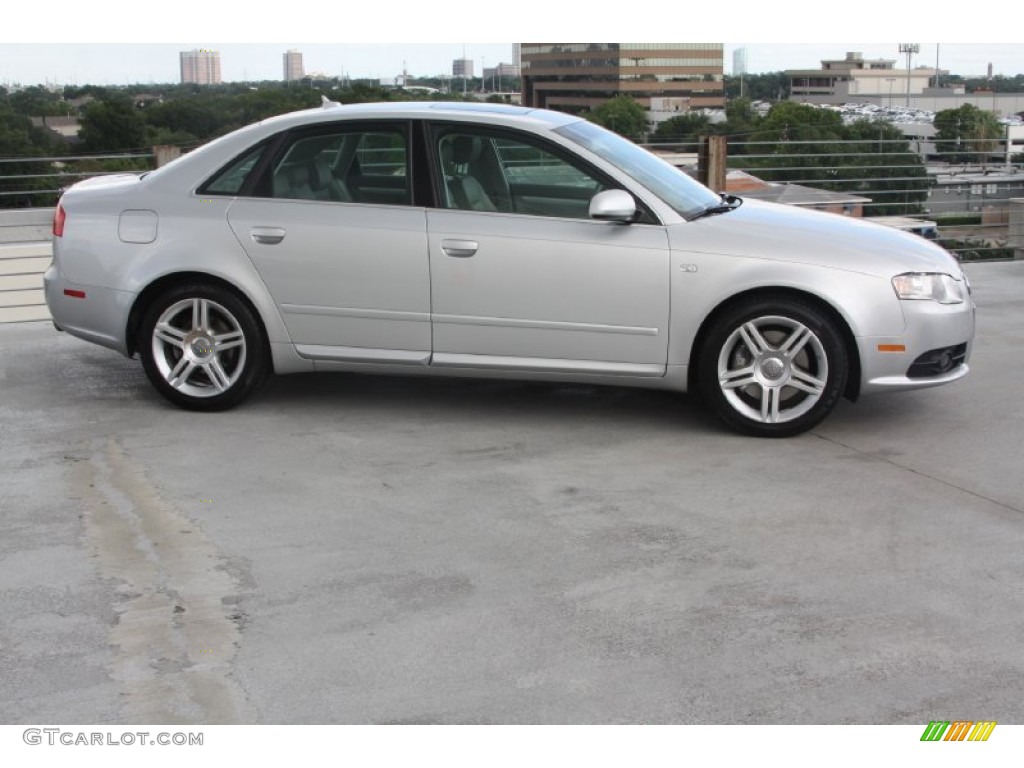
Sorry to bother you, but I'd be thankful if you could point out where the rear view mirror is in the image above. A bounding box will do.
[589,189,636,223]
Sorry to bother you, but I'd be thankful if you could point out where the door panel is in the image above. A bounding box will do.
[427,209,670,370]
[228,198,429,354]
[225,122,430,360]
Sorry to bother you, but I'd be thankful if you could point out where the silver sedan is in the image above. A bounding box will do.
[44,101,975,436]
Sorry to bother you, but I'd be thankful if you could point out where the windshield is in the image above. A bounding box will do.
[555,119,721,220]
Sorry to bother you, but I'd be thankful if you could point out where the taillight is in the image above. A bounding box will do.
[53,201,66,237]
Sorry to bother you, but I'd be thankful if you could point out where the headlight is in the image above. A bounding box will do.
[891,273,965,304]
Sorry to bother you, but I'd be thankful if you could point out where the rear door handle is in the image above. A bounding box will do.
[251,227,286,245]
[441,239,478,258]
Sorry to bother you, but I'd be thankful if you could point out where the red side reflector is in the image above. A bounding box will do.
[63,289,86,299]
[53,202,66,237]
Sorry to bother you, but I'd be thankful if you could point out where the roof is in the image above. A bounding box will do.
[248,100,581,136]
[932,170,1024,185]
[141,101,587,192]
[741,183,870,207]
[724,170,772,194]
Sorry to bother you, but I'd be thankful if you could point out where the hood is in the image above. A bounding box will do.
[674,198,962,278]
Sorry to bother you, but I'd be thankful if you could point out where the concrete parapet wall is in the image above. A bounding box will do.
[0,208,55,244]
[1010,199,1024,260]
[0,240,51,323]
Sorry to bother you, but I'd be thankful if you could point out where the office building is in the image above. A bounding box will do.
[482,62,519,89]
[180,49,222,85]
[733,48,747,76]
[788,51,941,105]
[283,49,304,82]
[520,43,724,113]
[453,58,474,79]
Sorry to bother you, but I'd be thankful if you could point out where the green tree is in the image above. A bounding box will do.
[840,120,931,215]
[742,102,846,186]
[79,96,147,152]
[143,98,226,141]
[725,72,789,102]
[0,106,66,207]
[933,103,1003,166]
[717,98,762,153]
[733,103,930,215]
[588,95,648,141]
[7,85,68,117]
[652,112,711,145]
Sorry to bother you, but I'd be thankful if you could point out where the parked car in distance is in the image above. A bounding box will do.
[45,101,975,437]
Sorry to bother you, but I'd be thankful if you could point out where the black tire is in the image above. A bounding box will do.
[696,296,848,437]
[138,283,269,411]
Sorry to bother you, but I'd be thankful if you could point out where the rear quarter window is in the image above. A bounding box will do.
[198,141,269,196]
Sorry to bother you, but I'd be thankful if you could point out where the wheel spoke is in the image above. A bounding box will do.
[167,357,196,389]
[198,299,210,331]
[760,385,781,423]
[154,322,187,349]
[150,294,258,402]
[213,329,245,352]
[711,308,840,432]
[739,322,771,355]
[780,325,813,357]
[789,367,826,395]
[205,359,231,392]
[720,366,757,389]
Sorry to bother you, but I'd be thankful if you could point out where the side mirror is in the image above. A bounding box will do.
[589,189,636,223]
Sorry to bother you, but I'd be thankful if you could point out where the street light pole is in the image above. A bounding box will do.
[898,43,919,108]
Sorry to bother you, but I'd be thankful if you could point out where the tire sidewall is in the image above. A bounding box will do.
[697,297,849,437]
[138,283,267,411]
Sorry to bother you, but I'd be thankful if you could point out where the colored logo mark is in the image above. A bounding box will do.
[920,721,996,742]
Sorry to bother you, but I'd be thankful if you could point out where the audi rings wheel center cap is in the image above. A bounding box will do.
[761,356,786,381]
[186,333,214,362]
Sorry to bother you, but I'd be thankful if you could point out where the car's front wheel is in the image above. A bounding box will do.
[139,283,268,411]
[697,297,848,437]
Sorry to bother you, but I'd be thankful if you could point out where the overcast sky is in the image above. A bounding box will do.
[3,43,1021,87]
[3,4,1019,86]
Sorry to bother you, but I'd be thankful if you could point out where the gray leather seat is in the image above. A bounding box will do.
[446,136,498,212]
[273,164,313,199]
[308,157,352,202]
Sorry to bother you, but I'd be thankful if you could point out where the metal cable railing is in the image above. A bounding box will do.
[646,136,1022,260]
[0,151,156,207]
[1,141,1020,268]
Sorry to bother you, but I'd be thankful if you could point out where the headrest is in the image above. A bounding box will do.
[308,157,331,191]
[451,135,482,165]
[286,164,309,186]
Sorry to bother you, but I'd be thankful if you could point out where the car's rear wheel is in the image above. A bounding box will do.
[697,297,848,437]
[139,283,268,411]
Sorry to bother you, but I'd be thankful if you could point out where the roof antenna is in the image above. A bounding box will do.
[321,94,341,109]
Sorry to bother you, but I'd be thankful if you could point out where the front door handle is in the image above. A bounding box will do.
[251,227,286,245]
[441,239,478,258]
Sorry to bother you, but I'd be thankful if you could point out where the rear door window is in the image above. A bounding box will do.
[266,125,410,206]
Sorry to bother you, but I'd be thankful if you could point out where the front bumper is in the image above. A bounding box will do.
[859,295,975,394]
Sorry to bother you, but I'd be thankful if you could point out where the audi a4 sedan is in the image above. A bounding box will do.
[44,101,975,436]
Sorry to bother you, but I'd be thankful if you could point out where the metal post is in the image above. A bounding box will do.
[899,43,919,108]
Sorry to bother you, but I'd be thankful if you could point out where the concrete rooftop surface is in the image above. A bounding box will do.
[1,260,1022,725]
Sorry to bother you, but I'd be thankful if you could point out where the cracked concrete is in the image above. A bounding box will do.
[71,437,253,723]
[0,260,1022,724]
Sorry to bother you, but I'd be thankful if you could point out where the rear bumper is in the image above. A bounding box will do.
[44,264,133,355]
